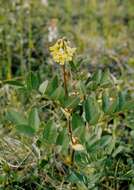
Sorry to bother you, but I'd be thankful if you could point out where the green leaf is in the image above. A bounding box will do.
[0,176,5,184]
[67,172,80,183]
[6,110,27,125]
[122,100,134,111]
[39,80,48,94]
[100,69,112,87]
[102,91,110,113]
[77,81,86,97]
[26,72,39,91]
[122,170,134,179]
[112,145,124,157]
[45,75,58,96]
[130,130,134,139]
[74,126,85,142]
[67,171,87,185]
[4,79,24,87]
[84,95,100,125]
[106,138,116,155]
[87,70,102,90]
[86,135,112,153]
[43,121,57,144]
[107,96,119,114]
[61,130,70,153]
[50,86,65,102]
[16,124,35,136]
[72,113,84,130]
[64,96,80,109]
[92,69,102,84]
[118,91,127,110]
[28,108,40,131]
[69,60,77,71]
[56,128,66,145]
[98,135,112,148]
[129,184,134,190]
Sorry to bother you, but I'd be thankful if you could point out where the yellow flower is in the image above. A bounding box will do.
[49,38,76,65]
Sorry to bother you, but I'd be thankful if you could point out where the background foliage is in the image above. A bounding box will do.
[0,0,134,189]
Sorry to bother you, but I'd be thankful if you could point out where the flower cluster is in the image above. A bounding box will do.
[49,38,76,65]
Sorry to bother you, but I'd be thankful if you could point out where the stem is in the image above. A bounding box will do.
[67,115,75,165]
[62,64,74,164]
[71,149,75,165]
[28,3,32,72]
[0,31,3,79]
[62,64,68,96]
[6,41,12,80]
[67,115,73,142]
[19,1,25,76]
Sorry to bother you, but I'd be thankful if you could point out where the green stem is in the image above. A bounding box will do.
[0,32,3,79]
[6,41,12,80]
[28,3,32,72]
[19,1,25,76]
